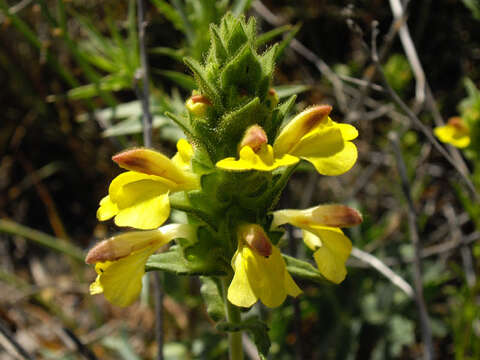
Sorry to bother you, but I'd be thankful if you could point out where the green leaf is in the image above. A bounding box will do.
[274,84,310,99]
[275,23,301,60]
[256,25,292,47]
[150,46,185,62]
[283,254,326,284]
[157,70,196,91]
[184,57,221,106]
[200,277,226,322]
[146,246,227,276]
[151,0,185,32]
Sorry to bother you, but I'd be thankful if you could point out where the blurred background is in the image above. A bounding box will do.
[1,0,480,358]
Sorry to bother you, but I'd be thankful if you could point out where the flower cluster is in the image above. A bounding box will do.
[86,14,362,310]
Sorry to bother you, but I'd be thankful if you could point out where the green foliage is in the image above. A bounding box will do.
[384,54,413,94]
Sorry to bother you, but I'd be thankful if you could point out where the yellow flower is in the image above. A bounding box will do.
[97,139,199,230]
[86,224,195,307]
[273,105,358,176]
[227,224,302,308]
[216,125,299,171]
[271,204,362,284]
[434,116,470,148]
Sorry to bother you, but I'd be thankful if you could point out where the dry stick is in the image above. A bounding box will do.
[388,0,425,106]
[443,205,477,288]
[350,247,414,298]
[61,328,98,360]
[389,132,434,360]
[369,24,478,201]
[0,320,35,360]
[135,0,163,359]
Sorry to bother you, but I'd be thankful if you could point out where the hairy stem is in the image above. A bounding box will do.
[221,276,244,360]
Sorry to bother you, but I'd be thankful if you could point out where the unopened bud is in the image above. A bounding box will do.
[186,94,211,117]
[239,125,268,153]
[85,230,162,264]
[238,224,272,257]
[266,88,279,109]
[112,148,183,185]
[272,204,362,229]
[447,116,468,131]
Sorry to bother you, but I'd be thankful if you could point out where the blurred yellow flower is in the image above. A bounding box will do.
[272,204,362,284]
[227,224,301,308]
[87,224,195,307]
[434,116,470,148]
[97,139,199,230]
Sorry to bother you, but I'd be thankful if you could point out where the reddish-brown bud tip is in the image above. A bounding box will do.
[85,240,114,264]
[190,94,212,105]
[239,125,268,153]
[239,224,272,257]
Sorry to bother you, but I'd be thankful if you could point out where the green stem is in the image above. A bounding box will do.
[0,219,84,262]
[221,276,244,360]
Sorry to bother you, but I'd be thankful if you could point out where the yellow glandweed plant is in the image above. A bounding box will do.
[86,14,362,359]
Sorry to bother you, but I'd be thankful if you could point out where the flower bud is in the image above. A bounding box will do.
[186,94,211,117]
[85,230,163,264]
[272,204,362,229]
[266,88,279,109]
[86,224,196,264]
[447,116,468,131]
[238,224,272,257]
[239,125,268,153]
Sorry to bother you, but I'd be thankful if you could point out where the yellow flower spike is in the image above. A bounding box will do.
[186,94,211,117]
[227,224,301,308]
[216,125,299,171]
[273,105,359,176]
[434,116,471,148]
[271,204,362,284]
[87,224,196,307]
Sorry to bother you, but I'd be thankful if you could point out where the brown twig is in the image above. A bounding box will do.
[135,1,163,359]
[389,132,434,360]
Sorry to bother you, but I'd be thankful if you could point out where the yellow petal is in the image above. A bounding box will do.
[304,227,352,284]
[274,105,333,156]
[89,274,104,295]
[337,123,358,141]
[216,145,299,172]
[97,195,119,221]
[96,244,158,307]
[171,139,194,169]
[109,171,175,203]
[114,191,170,230]
[434,124,470,148]
[228,248,258,308]
[302,141,357,176]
